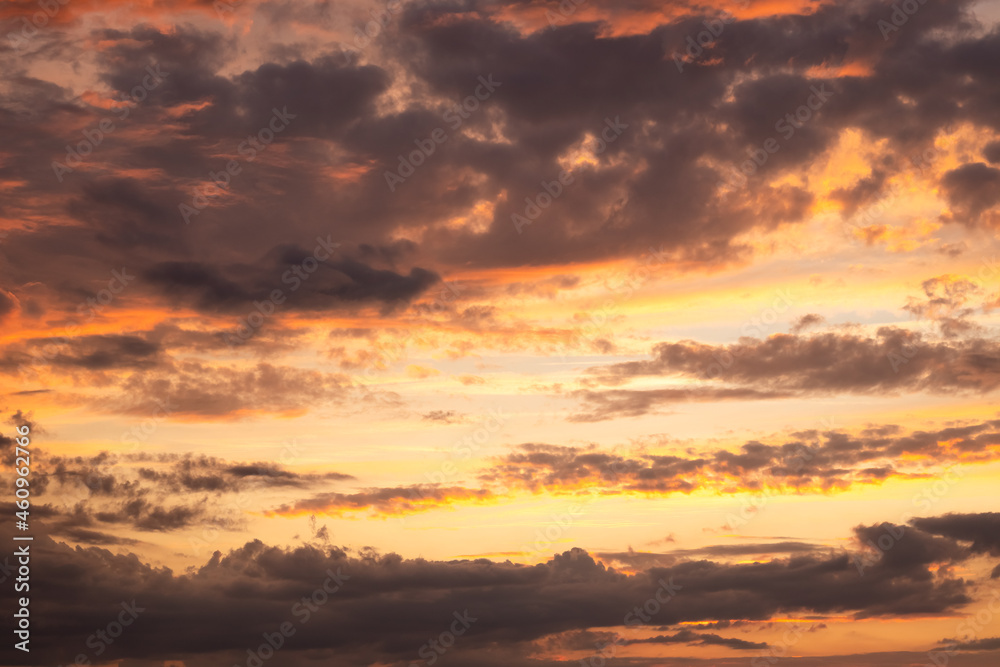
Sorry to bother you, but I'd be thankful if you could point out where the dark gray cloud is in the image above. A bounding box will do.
[569,386,794,422]
[0,289,16,320]
[572,328,1000,420]
[597,542,820,571]
[940,637,1000,651]
[110,359,366,417]
[0,514,984,666]
[0,334,161,371]
[267,484,497,517]
[985,140,1000,164]
[422,409,467,423]
[477,420,1000,496]
[941,163,1000,226]
[1,2,999,664]
[622,629,769,650]
[17,450,355,542]
[141,254,439,315]
[790,313,826,334]
[1,0,998,332]
[910,512,1000,556]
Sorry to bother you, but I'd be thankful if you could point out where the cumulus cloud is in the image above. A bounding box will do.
[476,420,1000,498]
[0,516,985,666]
[572,328,1000,420]
[12,450,355,542]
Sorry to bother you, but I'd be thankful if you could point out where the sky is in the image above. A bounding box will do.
[1,0,1000,665]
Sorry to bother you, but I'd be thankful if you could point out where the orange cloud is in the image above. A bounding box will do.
[265,485,499,518]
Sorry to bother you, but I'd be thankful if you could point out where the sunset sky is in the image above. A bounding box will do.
[2,0,1000,665]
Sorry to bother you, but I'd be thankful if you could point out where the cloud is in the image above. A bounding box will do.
[622,629,769,650]
[266,485,497,518]
[0,514,984,666]
[422,409,467,423]
[24,450,355,541]
[1,0,997,338]
[985,140,1000,164]
[29,418,998,529]
[141,254,440,315]
[572,328,1000,420]
[910,512,1000,556]
[597,542,819,571]
[940,636,1000,651]
[0,334,161,372]
[790,313,826,333]
[904,274,989,338]
[569,386,793,421]
[476,420,1000,498]
[406,364,440,378]
[941,163,1000,227]
[113,361,359,418]
[0,0,997,665]
[0,290,17,321]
